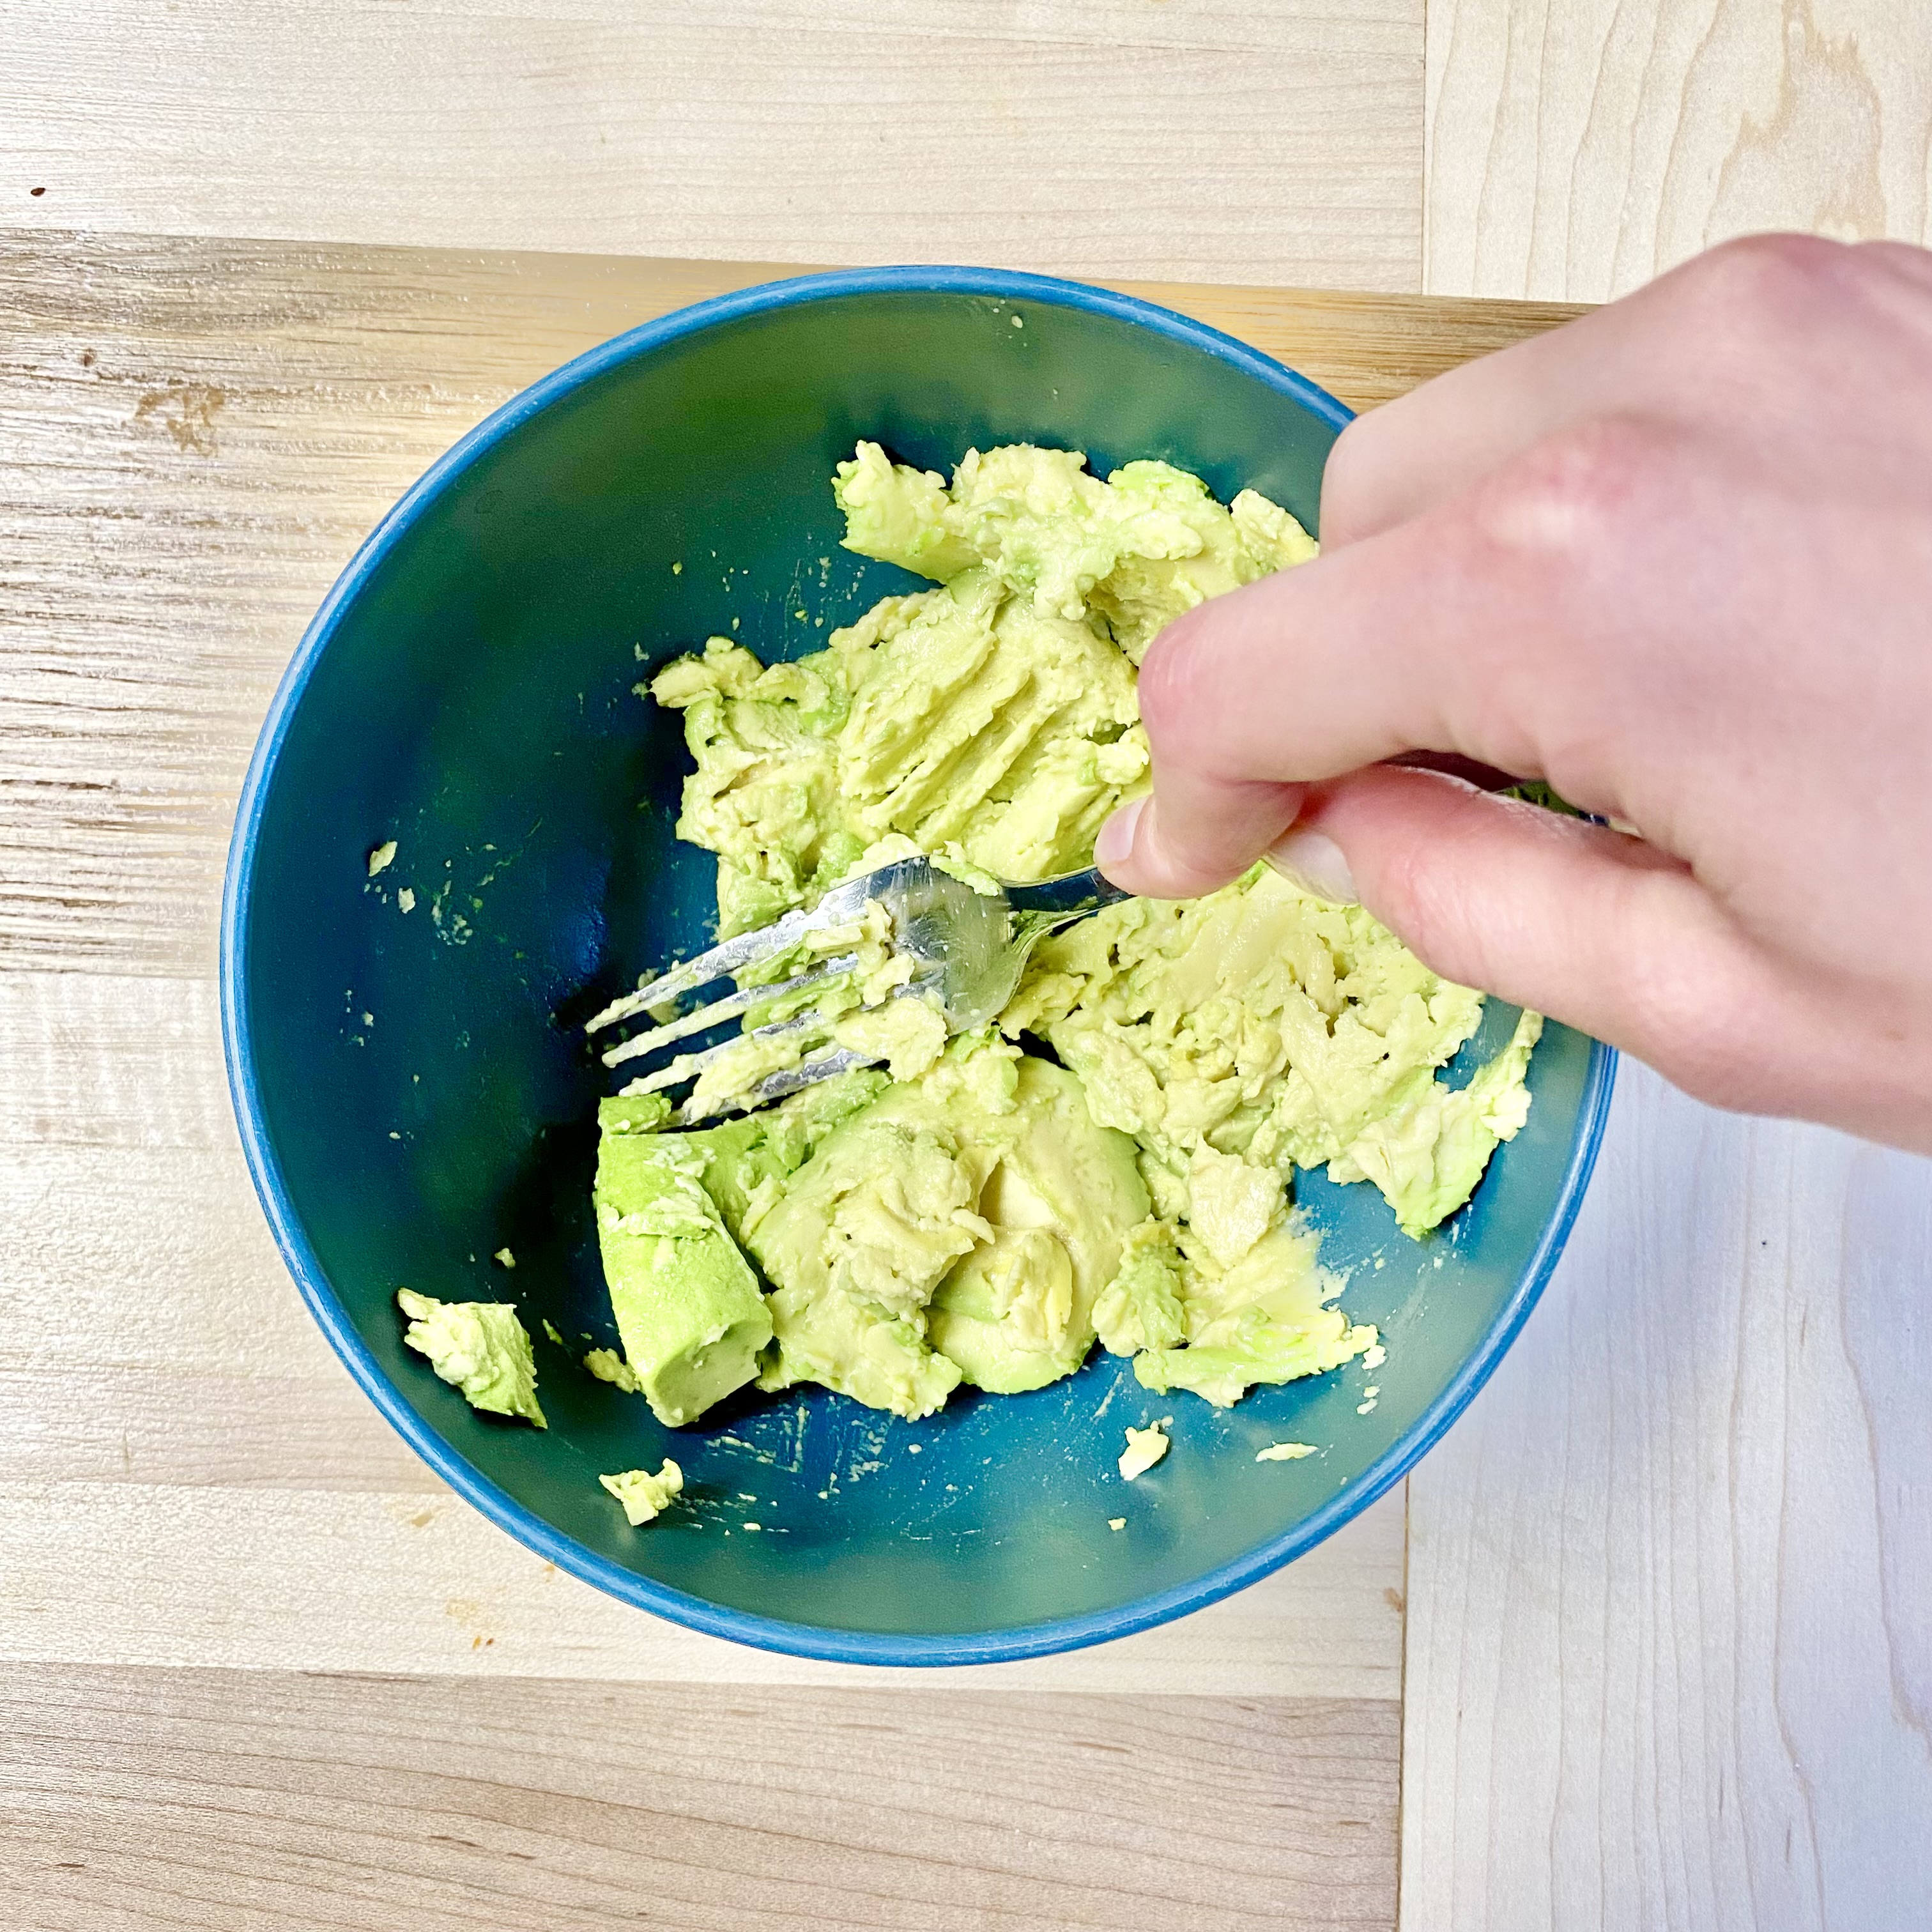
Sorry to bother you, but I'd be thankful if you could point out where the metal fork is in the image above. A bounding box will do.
[585,856,1131,1124]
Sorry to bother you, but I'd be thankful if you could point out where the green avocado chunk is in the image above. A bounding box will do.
[1130,1220,1376,1409]
[1326,1009,1545,1237]
[834,440,1317,663]
[1004,862,1538,1238]
[679,1068,893,1244]
[397,1289,546,1427]
[600,1460,684,1526]
[1092,1218,1188,1357]
[719,1041,1148,1413]
[590,1126,773,1427]
[923,1055,1149,1393]
[591,1071,891,1426]
[745,1080,986,1420]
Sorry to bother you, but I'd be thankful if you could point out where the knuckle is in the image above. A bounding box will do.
[1153,779,1296,894]
[1607,879,1761,1100]
[1318,415,1379,546]
[1469,417,1660,570]
[1680,231,1849,322]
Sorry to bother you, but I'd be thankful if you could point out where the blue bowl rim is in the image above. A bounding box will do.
[221,262,1619,1667]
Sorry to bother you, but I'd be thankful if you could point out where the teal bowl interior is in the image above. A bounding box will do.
[224,268,1613,1664]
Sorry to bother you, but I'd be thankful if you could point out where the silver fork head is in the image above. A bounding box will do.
[581,862,933,1122]
[585,857,1128,1123]
[583,871,880,1035]
[879,857,1130,1030]
[854,857,1017,1032]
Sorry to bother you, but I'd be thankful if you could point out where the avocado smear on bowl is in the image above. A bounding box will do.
[570,441,1545,1431]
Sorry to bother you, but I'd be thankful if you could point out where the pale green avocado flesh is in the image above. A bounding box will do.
[590,1129,774,1427]
[579,443,1544,1428]
[397,1289,546,1428]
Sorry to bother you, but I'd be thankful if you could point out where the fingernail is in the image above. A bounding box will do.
[1095,795,1146,872]
[1265,829,1358,905]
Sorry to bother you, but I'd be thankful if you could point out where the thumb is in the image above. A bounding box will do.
[1096,767,1304,898]
[1280,765,1796,1110]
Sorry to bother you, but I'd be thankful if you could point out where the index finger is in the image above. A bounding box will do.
[1096,413,1665,896]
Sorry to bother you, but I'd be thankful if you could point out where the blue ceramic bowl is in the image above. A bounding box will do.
[223,267,1614,1665]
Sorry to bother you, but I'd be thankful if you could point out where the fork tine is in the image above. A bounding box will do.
[599,952,859,1068]
[619,977,937,1107]
[618,1009,824,1098]
[585,901,831,1034]
[670,1046,881,1126]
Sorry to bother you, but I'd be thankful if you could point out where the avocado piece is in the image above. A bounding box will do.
[832,440,981,581]
[591,1133,771,1427]
[1092,1218,1188,1357]
[596,1069,885,1244]
[1134,1317,1376,1409]
[583,1346,640,1393]
[396,1289,546,1427]
[1327,1010,1545,1237]
[599,1461,684,1526]
[588,1072,889,1430]
[835,440,1316,663]
[746,1083,991,1419]
[739,1045,1147,1409]
[1131,1221,1377,1409]
[1007,862,1533,1238]
[1118,1422,1170,1480]
[924,1056,1148,1393]
[758,1276,964,1422]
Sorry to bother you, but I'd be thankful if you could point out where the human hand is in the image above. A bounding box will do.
[1094,235,1932,1151]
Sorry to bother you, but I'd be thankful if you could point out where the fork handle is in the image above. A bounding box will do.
[1002,866,1134,918]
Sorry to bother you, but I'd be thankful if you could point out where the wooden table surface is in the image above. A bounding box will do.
[3,6,1930,1930]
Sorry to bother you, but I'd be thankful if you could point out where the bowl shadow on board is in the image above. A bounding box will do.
[223,265,1616,1665]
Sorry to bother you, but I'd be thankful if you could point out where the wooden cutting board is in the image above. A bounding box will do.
[0,233,1579,1932]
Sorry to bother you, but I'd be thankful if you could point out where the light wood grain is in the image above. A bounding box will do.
[0,1480,1407,1696]
[0,966,1406,1693]
[0,1664,1400,1931]
[0,229,1591,1928]
[1402,1067,1932,1929]
[3,0,1423,291]
[1423,0,1932,300]
[1,8,1924,1919]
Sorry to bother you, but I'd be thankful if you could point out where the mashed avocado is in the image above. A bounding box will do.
[1000,861,1532,1232]
[835,440,1317,663]
[919,1047,1147,1395]
[397,1289,546,1427]
[732,1035,1147,1414]
[578,441,1541,1429]
[651,440,1313,940]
